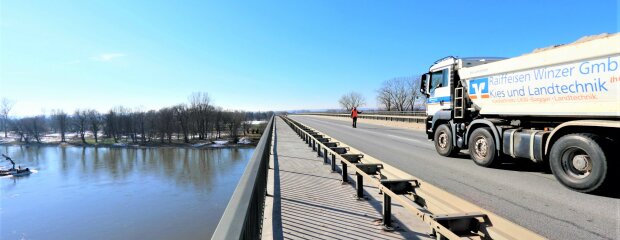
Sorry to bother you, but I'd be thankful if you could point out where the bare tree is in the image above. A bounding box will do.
[1,98,14,137]
[338,92,366,111]
[214,107,225,139]
[376,86,392,111]
[13,118,29,143]
[407,76,424,111]
[16,116,45,143]
[116,107,134,143]
[52,109,69,142]
[32,115,45,143]
[104,109,119,143]
[227,111,245,141]
[133,109,147,143]
[188,92,212,140]
[173,104,190,143]
[74,109,88,144]
[87,110,102,143]
[376,77,415,111]
[241,113,251,136]
[389,78,409,111]
[158,107,175,143]
[145,110,157,142]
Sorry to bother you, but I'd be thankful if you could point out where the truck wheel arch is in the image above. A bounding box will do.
[465,119,502,152]
[430,110,452,132]
[428,110,453,139]
[545,120,620,155]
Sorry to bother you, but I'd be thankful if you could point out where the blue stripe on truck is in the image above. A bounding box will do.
[428,96,451,104]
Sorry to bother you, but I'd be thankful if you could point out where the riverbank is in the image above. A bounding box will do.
[0,136,260,149]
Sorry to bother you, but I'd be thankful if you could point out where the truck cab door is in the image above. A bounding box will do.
[426,68,451,116]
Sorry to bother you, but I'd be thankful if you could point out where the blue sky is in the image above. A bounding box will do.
[1,0,618,116]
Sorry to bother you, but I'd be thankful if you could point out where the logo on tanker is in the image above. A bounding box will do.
[469,78,489,99]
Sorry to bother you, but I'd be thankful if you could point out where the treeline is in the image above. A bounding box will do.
[1,93,274,144]
[375,76,425,111]
[338,76,426,111]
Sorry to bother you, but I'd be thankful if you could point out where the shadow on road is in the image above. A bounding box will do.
[495,159,619,199]
[359,127,416,131]
[452,150,551,173]
[494,159,552,174]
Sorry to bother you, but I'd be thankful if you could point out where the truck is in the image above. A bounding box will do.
[419,33,619,193]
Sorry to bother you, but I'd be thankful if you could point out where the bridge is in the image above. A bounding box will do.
[212,114,617,240]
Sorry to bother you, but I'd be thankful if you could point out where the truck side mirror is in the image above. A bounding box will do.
[420,73,430,97]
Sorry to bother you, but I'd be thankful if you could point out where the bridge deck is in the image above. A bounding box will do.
[264,117,430,240]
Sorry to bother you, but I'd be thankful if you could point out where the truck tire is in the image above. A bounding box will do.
[434,124,459,157]
[468,127,499,167]
[549,133,610,193]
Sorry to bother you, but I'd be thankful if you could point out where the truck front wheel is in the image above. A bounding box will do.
[434,124,459,157]
[468,127,499,167]
[549,133,609,193]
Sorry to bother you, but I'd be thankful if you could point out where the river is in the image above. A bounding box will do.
[0,145,253,240]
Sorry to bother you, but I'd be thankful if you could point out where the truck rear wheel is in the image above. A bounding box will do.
[434,124,459,157]
[468,127,499,167]
[549,133,609,193]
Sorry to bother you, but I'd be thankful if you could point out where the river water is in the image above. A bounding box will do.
[0,145,253,240]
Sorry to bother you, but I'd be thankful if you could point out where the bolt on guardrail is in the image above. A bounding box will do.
[281,116,544,240]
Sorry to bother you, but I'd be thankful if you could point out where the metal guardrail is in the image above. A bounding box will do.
[281,116,544,240]
[211,116,275,240]
[296,112,427,124]
[367,110,426,116]
[311,110,427,116]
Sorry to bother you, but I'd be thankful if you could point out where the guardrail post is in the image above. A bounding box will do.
[308,135,311,146]
[383,193,392,228]
[342,163,348,183]
[331,154,336,172]
[323,149,328,163]
[317,144,321,157]
[356,173,364,199]
[312,139,316,151]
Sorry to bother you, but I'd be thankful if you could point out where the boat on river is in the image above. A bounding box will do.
[1,153,32,177]
[0,167,32,177]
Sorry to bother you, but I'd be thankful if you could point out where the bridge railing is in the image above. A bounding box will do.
[295,111,428,123]
[211,115,275,240]
[280,116,544,240]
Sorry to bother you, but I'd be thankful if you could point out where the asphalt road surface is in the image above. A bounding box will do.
[290,115,619,240]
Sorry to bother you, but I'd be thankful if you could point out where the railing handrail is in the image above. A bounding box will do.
[295,111,427,116]
[211,115,275,240]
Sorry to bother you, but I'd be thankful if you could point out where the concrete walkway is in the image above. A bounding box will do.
[264,117,430,240]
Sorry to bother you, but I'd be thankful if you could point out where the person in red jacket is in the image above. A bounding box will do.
[351,107,362,128]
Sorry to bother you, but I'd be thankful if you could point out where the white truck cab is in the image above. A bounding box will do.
[424,57,505,117]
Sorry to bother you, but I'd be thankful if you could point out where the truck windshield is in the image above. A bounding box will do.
[429,69,448,94]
